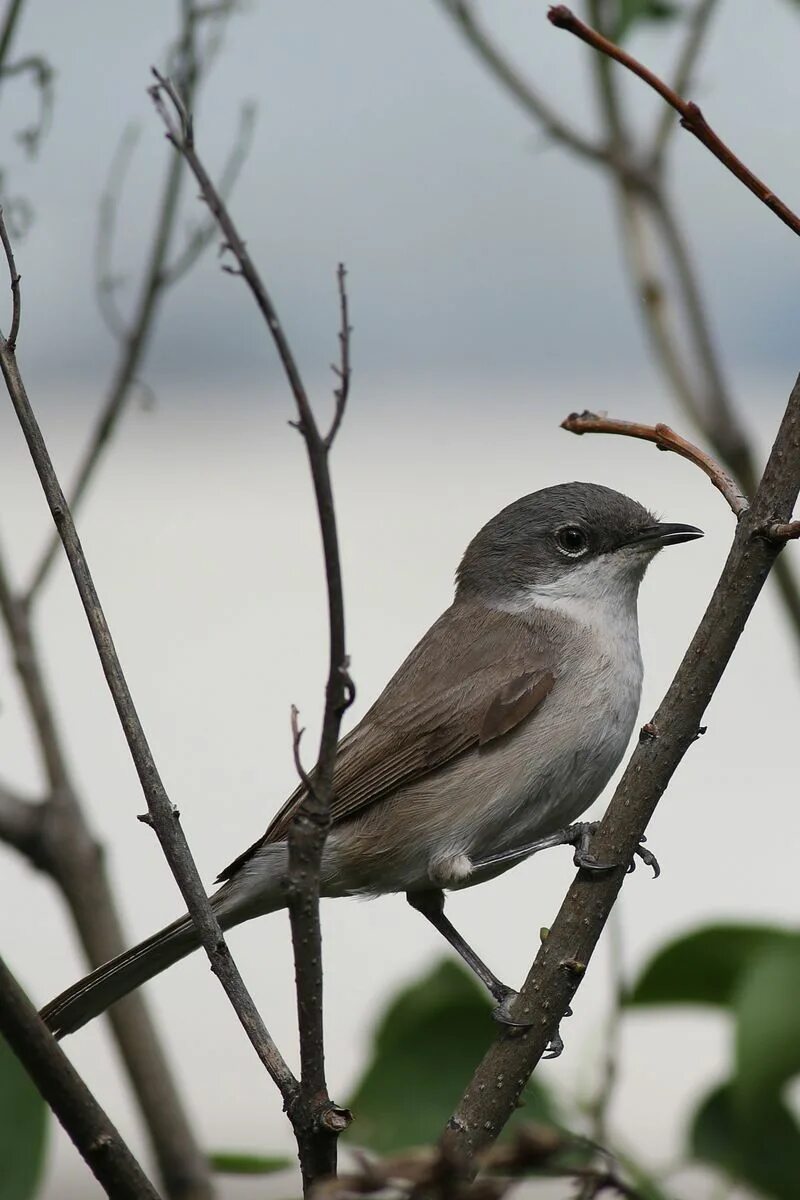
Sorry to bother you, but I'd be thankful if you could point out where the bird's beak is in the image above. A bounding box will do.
[626,522,704,550]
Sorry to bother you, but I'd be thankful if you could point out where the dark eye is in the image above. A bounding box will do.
[556,525,588,557]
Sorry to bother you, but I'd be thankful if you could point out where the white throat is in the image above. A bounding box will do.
[492,550,652,644]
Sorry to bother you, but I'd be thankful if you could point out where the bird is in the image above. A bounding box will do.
[41,482,702,1040]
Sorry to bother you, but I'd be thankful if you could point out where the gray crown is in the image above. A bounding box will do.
[456,482,657,601]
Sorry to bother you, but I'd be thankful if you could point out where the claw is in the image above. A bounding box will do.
[491,989,532,1030]
[543,1029,564,1059]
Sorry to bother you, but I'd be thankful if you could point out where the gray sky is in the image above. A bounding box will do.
[1,3,800,1198]
[5,0,800,394]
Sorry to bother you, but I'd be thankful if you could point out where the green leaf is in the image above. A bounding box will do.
[0,1035,48,1200]
[627,924,795,1009]
[733,935,800,1119]
[614,0,681,41]
[690,1082,800,1200]
[209,1151,291,1176]
[345,959,557,1154]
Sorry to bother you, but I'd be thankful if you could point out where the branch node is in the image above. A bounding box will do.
[638,721,658,742]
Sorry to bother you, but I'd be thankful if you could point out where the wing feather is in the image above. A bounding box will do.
[217,601,557,881]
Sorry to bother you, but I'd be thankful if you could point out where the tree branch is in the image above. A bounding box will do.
[0,203,300,1119]
[441,374,800,1168]
[548,5,800,238]
[440,0,800,649]
[0,779,45,863]
[0,955,162,1200]
[433,0,613,167]
[561,411,748,517]
[149,68,354,1190]
[24,0,247,604]
[649,0,720,170]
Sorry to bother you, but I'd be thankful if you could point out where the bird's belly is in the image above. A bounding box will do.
[469,655,642,864]
[325,663,640,897]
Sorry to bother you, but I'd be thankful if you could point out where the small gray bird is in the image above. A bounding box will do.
[42,482,701,1039]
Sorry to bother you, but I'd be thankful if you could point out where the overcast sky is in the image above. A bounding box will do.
[4,0,800,397]
[2,3,800,1198]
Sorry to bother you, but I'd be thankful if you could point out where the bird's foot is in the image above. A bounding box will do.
[491,987,528,1029]
[561,821,660,879]
[491,988,572,1057]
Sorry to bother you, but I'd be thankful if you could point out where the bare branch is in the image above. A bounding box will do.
[316,1124,649,1200]
[0,206,299,1111]
[0,204,20,347]
[441,377,800,1168]
[149,68,354,1189]
[561,411,748,517]
[163,99,256,285]
[0,0,25,70]
[766,520,800,542]
[0,955,161,1200]
[434,0,612,166]
[548,5,800,238]
[0,5,251,1195]
[0,540,214,1198]
[1,53,54,156]
[25,1,249,604]
[0,779,46,864]
[649,0,720,169]
[94,123,141,342]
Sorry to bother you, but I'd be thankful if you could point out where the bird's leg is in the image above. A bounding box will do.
[406,889,569,1056]
[472,821,660,878]
[406,889,516,1013]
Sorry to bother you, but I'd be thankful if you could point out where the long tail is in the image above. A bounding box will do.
[41,845,290,1039]
[41,913,202,1039]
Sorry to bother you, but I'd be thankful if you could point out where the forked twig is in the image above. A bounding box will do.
[149,65,355,1189]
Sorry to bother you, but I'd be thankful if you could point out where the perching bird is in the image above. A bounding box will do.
[42,482,701,1039]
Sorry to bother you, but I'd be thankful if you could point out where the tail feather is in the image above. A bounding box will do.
[41,841,291,1038]
[41,914,200,1038]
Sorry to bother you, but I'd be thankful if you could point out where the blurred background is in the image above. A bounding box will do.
[0,2,799,1198]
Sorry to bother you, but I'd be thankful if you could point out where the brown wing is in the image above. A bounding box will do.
[217,601,557,881]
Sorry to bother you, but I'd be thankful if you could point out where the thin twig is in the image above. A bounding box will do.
[649,0,720,170]
[163,99,256,285]
[434,0,612,166]
[1,53,54,156]
[0,206,299,1110]
[0,540,212,1200]
[149,68,354,1190]
[325,263,351,449]
[24,2,249,604]
[548,5,800,238]
[0,955,162,1200]
[441,375,800,1169]
[0,0,25,71]
[0,204,20,348]
[94,123,141,342]
[561,411,748,517]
